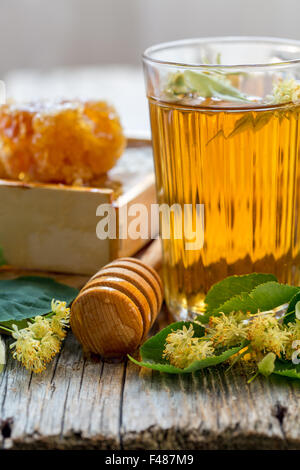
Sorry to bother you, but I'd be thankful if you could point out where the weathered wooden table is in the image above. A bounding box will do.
[0,270,300,450]
[1,66,299,450]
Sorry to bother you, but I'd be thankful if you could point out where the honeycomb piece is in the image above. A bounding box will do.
[0,100,126,184]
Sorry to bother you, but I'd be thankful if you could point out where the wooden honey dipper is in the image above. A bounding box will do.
[70,239,163,359]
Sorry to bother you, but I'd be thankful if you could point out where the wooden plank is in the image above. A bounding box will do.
[2,326,300,449]
[0,333,124,449]
[1,272,300,449]
[120,360,300,450]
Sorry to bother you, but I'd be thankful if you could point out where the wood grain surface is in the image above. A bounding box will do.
[1,266,300,449]
[0,303,300,450]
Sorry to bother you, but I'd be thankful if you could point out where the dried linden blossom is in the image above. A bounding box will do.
[166,64,300,107]
[267,78,300,105]
[10,300,70,373]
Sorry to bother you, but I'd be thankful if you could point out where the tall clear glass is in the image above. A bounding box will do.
[143,37,300,321]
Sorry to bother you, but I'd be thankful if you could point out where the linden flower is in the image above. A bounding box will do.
[29,315,52,339]
[51,299,70,319]
[247,313,290,357]
[287,319,300,340]
[50,299,70,339]
[208,311,248,347]
[284,320,300,360]
[162,307,300,379]
[39,332,61,361]
[267,78,300,105]
[11,328,46,373]
[163,325,215,369]
[10,299,70,373]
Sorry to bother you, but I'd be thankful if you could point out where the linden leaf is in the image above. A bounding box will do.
[273,359,300,379]
[129,344,245,374]
[0,276,78,323]
[208,281,299,318]
[0,319,29,335]
[283,292,300,325]
[184,70,251,103]
[203,273,277,317]
[129,321,246,374]
[166,73,189,95]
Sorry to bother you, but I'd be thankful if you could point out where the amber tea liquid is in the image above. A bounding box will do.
[149,99,300,319]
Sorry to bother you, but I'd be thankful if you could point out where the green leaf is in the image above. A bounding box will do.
[283,291,300,324]
[128,321,247,374]
[0,246,6,267]
[273,359,300,379]
[0,319,29,335]
[166,73,188,95]
[209,282,299,318]
[0,276,78,323]
[184,70,251,103]
[203,273,277,317]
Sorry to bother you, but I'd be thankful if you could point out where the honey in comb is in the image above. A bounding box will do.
[0,100,126,185]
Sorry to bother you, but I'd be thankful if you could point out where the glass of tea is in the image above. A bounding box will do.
[143,37,300,321]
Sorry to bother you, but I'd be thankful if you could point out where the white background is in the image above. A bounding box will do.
[0,0,299,75]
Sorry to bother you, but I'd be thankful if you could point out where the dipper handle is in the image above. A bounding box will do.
[136,238,162,271]
[70,239,163,359]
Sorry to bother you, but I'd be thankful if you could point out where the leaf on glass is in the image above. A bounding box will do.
[283,291,300,325]
[209,281,299,318]
[0,276,78,323]
[128,321,247,374]
[203,273,278,316]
